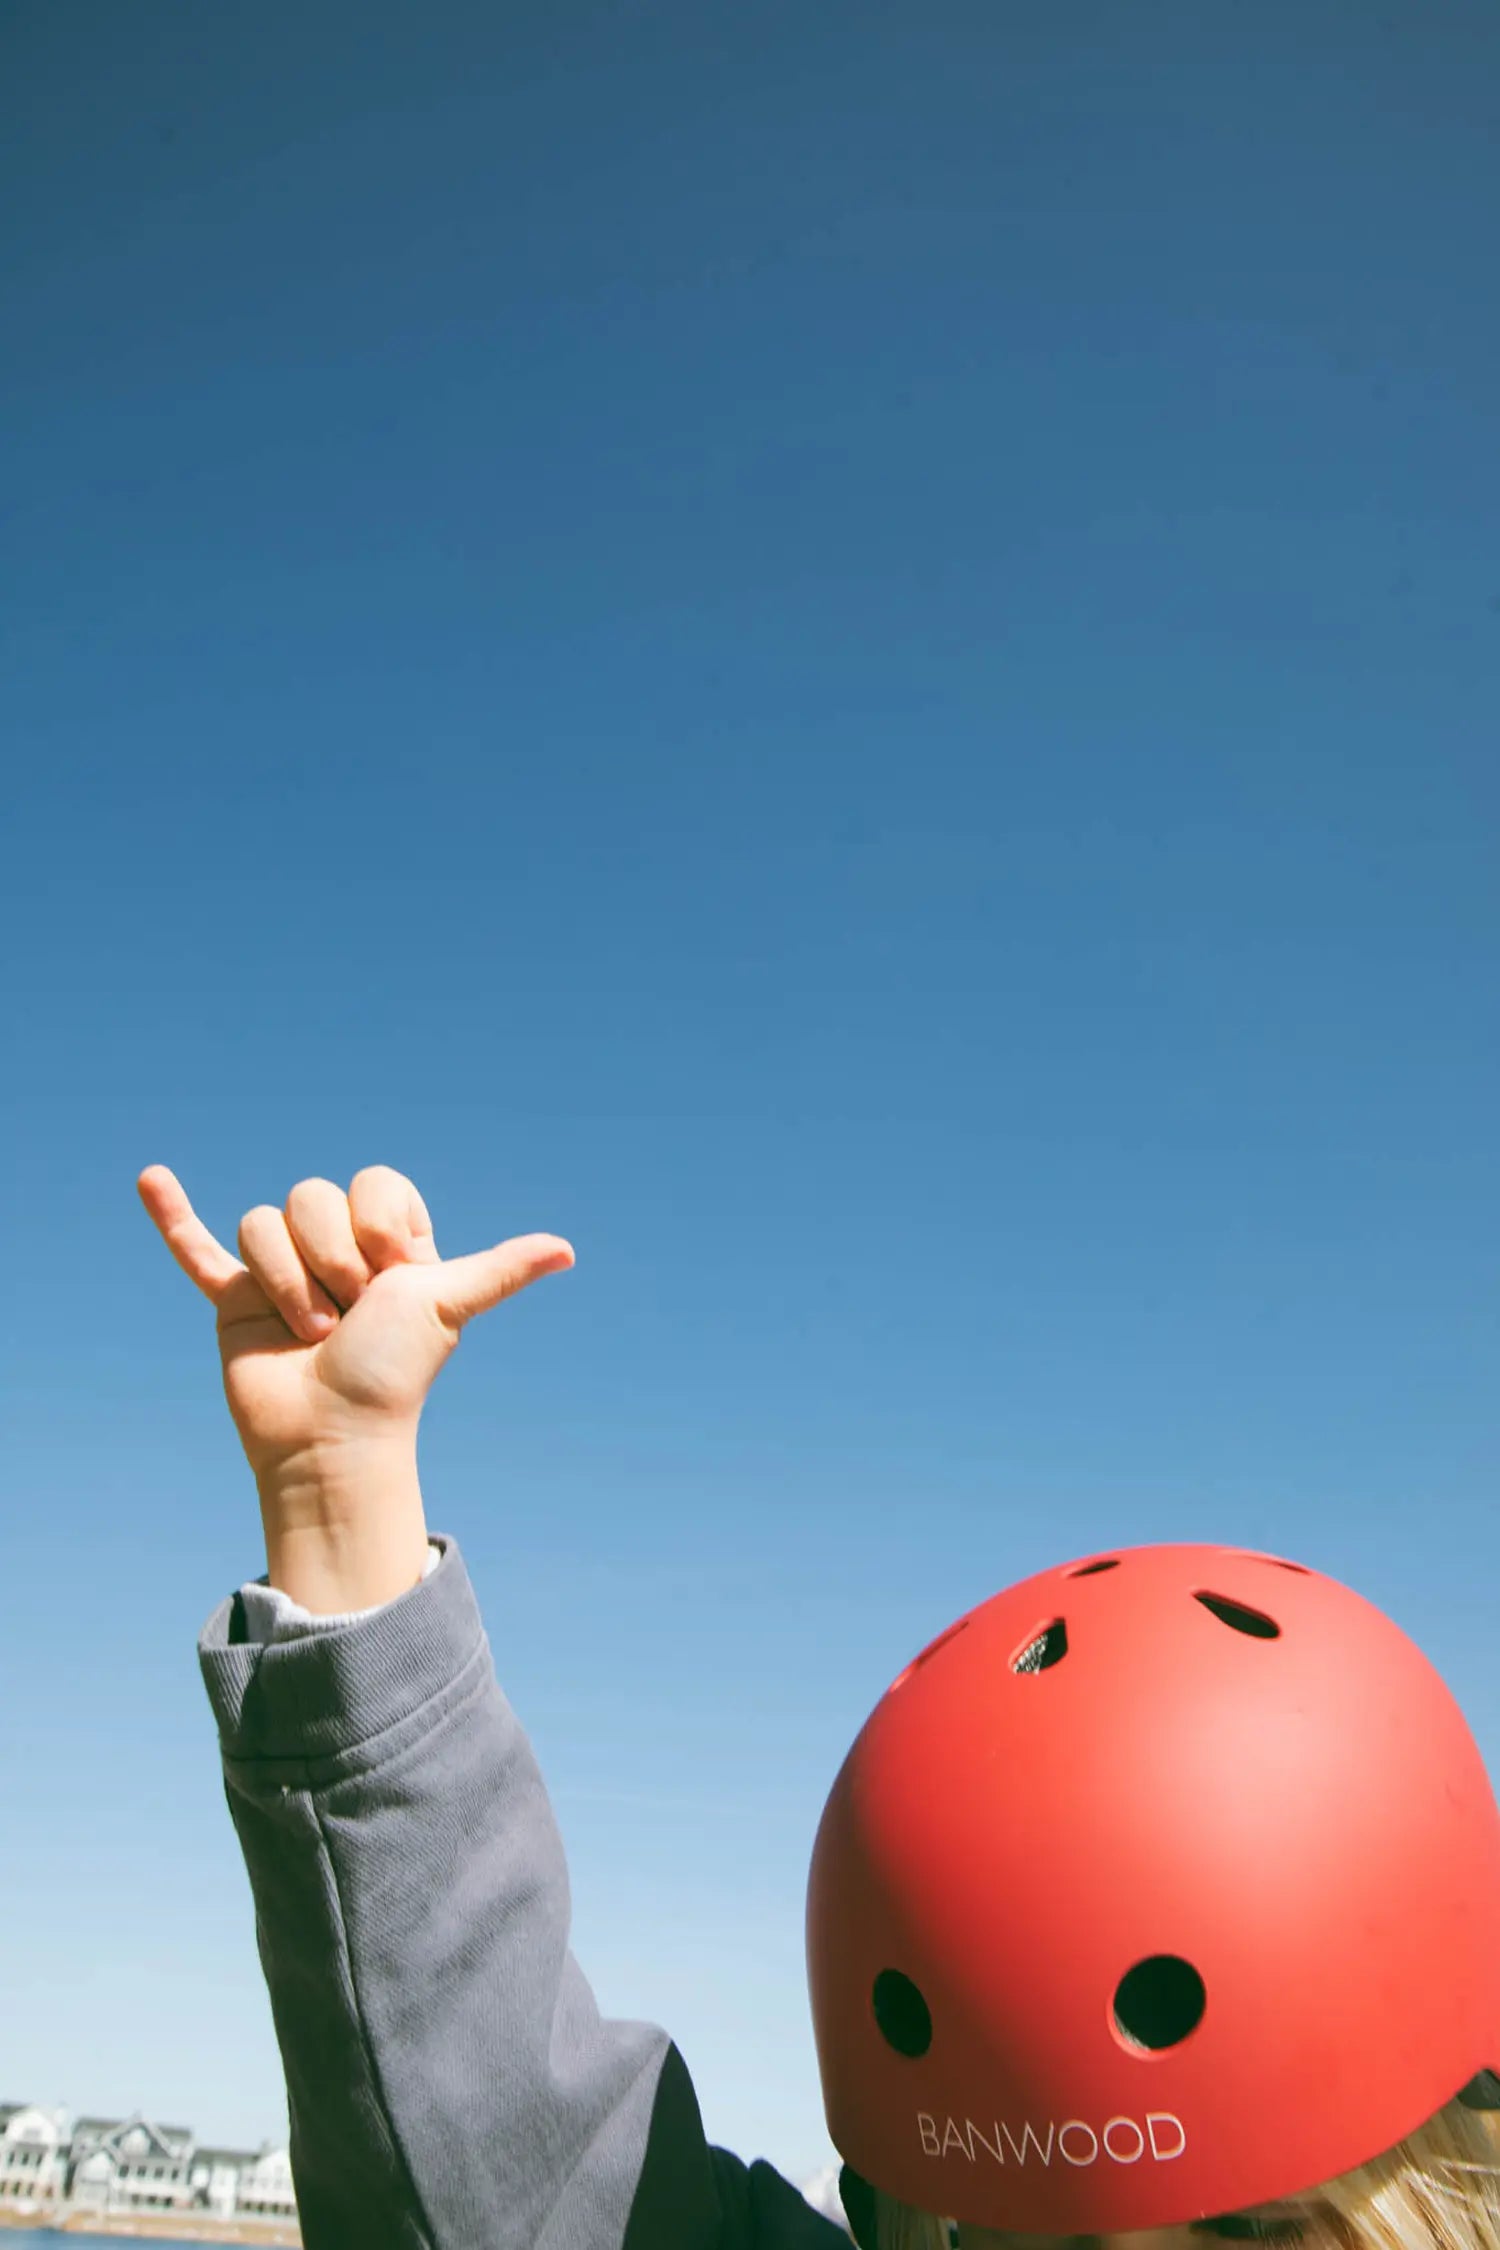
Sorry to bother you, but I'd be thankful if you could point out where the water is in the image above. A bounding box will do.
[6,2236,144,2247]
[0,2223,284,2241]
[2,2235,277,2248]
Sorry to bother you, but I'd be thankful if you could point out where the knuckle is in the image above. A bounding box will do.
[360,1223,405,1262]
[350,1163,402,1193]
[285,1175,341,1215]
[237,1204,280,1248]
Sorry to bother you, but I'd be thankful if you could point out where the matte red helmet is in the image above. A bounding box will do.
[806,1543,1500,2242]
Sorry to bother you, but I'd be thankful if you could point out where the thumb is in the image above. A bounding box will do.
[431,1233,575,1330]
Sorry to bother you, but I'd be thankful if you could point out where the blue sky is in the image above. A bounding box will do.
[3,0,1497,2192]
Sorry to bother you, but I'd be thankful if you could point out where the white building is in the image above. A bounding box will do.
[234,2143,298,2221]
[0,2103,69,2211]
[0,2097,297,2226]
[68,2113,199,2214]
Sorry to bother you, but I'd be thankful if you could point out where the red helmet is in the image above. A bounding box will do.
[806,1543,1500,2242]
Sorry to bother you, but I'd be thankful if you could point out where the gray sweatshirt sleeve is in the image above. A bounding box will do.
[197,1533,848,2250]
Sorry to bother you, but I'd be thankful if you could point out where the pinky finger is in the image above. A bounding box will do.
[137,1166,249,1307]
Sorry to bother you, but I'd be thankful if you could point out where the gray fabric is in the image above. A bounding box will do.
[198,1533,847,2249]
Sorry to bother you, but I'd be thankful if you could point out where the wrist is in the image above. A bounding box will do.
[256,1442,429,1614]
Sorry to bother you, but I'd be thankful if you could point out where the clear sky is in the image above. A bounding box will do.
[3,0,1497,2195]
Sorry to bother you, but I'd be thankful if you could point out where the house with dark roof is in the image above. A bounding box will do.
[0,2098,297,2227]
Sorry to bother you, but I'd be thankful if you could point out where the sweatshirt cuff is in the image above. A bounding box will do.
[197,1534,484,1763]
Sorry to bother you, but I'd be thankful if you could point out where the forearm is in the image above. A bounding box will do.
[201,1536,683,2249]
[204,1532,848,2248]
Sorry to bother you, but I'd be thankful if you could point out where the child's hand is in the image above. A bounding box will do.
[138,1163,574,1609]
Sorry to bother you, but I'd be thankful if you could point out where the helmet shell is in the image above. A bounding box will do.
[806,1544,1500,2233]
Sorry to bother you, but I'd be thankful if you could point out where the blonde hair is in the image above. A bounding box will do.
[871,2097,1500,2250]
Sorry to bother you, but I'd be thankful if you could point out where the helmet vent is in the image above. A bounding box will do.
[1113,1955,1207,2051]
[1067,1558,1120,1578]
[1229,1551,1311,1575]
[873,1969,933,2059]
[890,1617,970,1692]
[1012,1618,1068,1673]
[1195,1592,1280,1639]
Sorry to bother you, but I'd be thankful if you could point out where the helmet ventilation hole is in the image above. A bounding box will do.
[1195,1592,1280,1639]
[889,1616,970,1692]
[1113,1955,1206,2051]
[1012,1618,1068,1673]
[1228,1551,1311,1575]
[1066,1558,1121,1578]
[873,1969,933,2058]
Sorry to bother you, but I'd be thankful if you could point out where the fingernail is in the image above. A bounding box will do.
[303,1311,336,1338]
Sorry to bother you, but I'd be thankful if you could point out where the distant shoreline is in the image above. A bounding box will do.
[0,2211,298,2245]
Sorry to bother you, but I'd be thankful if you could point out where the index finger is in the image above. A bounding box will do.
[137,1164,250,1306]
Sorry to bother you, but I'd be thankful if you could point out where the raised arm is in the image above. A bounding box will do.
[141,1163,844,2250]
